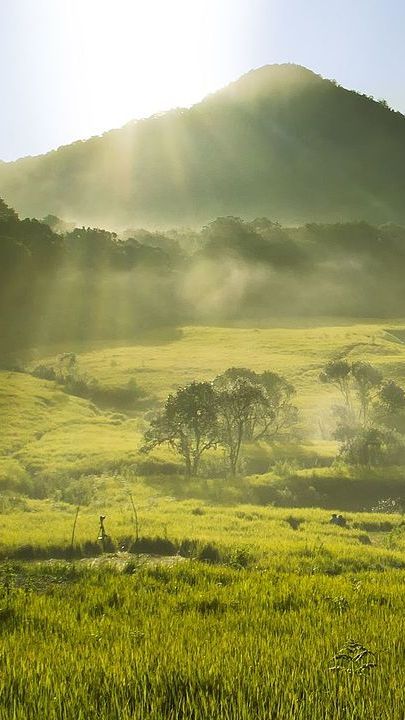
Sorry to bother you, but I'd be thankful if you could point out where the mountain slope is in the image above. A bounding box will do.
[1,64,405,227]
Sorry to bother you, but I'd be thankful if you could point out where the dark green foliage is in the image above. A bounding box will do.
[251,470,405,511]
[320,358,405,469]
[178,538,198,557]
[143,382,220,477]
[131,536,177,556]
[32,358,145,409]
[197,543,222,564]
[285,515,303,530]
[143,370,296,477]
[338,427,405,466]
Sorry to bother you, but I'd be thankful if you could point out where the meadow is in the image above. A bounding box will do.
[3,320,405,482]
[1,320,405,718]
[0,486,404,719]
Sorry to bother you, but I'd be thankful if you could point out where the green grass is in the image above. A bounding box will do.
[2,320,405,497]
[0,479,404,567]
[0,371,142,479]
[0,479,403,718]
[2,317,405,720]
[2,320,403,478]
[0,559,404,719]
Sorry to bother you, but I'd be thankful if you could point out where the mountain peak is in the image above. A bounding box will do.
[1,65,405,228]
[207,63,324,104]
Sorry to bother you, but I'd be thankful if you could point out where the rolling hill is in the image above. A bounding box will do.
[1,64,405,228]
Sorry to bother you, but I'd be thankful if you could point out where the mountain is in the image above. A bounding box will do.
[1,63,405,227]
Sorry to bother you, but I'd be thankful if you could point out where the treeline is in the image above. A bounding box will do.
[3,199,405,362]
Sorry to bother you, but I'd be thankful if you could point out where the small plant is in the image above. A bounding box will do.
[285,515,302,530]
[191,506,205,516]
[329,640,377,674]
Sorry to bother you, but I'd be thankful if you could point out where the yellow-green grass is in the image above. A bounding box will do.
[33,321,405,440]
[3,320,405,481]
[71,322,405,402]
[2,322,405,719]
[1,477,404,570]
[0,372,143,477]
[0,561,404,719]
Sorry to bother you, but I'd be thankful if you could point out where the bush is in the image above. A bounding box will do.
[131,536,177,556]
[32,361,147,410]
[0,460,32,496]
[285,515,303,530]
[228,547,253,568]
[32,364,57,381]
[198,543,222,564]
[0,494,28,513]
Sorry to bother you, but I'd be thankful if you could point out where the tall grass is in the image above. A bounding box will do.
[0,562,403,719]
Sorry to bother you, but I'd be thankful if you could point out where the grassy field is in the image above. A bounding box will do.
[1,321,405,718]
[2,319,405,483]
[40,321,405,411]
[0,479,404,720]
[0,477,404,719]
[0,537,404,719]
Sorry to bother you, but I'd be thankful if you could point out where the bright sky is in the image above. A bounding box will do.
[2,0,405,161]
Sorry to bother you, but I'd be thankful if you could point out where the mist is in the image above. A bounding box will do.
[3,206,405,365]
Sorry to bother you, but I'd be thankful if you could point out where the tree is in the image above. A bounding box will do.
[320,356,405,466]
[339,426,403,467]
[0,197,18,223]
[214,368,297,475]
[143,368,297,479]
[374,380,405,434]
[351,361,382,424]
[378,380,405,413]
[215,376,266,477]
[320,359,382,424]
[142,382,219,477]
[254,370,297,439]
[319,359,352,411]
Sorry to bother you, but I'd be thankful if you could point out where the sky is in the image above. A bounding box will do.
[1,0,405,162]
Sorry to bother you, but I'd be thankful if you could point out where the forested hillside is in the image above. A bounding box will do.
[1,64,405,227]
[3,198,405,362]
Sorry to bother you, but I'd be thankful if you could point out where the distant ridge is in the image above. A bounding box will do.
[1,63,405,227]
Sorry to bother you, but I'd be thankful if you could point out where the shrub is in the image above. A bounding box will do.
[32,364,57,381]
[285,515,303,530]
[178,538,198,558]
[131,536,177,556]
[198,543,222,564]
[228,547,253,568]
[191,506,205,516]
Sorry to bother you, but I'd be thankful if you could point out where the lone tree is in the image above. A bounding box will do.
[142,381,219,477]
